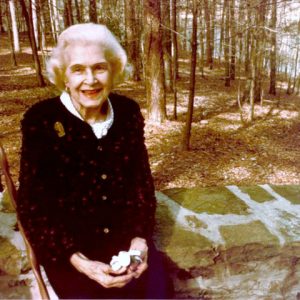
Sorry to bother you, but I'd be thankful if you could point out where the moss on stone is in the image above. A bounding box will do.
[220,220,279,248]
[239,186,274,203]
[162,187,249,215]
[270,185,300,204]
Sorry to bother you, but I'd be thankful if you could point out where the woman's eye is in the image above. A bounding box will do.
[94,64,108,72]
[71,66,84,73]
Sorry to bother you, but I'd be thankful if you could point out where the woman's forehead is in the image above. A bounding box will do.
[64,44,108,66]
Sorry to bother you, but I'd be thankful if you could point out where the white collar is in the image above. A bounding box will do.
[60,91,114,139]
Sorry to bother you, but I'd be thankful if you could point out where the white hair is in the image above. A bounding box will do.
[47,23,127,91]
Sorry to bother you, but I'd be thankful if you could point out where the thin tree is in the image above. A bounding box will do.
[182,0,198,150]
[143,0,166,123]
[224,0,230,87]
[89,0,97,23]
[198,0,205,77]
[124,0,140,81]
[6,0,17,66]
[203,0,213,69]
[161,0,172,91]
[171,0,178,119]
[8,0,20,52]
[269,0,277,95]
[19,0,45,87]
[63,0,73,27]
[229,0,236,80]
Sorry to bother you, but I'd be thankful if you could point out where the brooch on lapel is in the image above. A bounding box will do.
[54,121,65,137]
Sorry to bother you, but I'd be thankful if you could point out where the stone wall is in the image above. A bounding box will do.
[0,185,300,299]
[154,185,300,299]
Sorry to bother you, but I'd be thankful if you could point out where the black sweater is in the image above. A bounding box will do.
[17,94,156,265]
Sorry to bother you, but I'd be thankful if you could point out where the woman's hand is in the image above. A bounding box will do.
[128,237,148,278]
[70,252,134,288]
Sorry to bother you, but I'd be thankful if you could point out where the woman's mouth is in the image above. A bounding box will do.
[81,89,102,97]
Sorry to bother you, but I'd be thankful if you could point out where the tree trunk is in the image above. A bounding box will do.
[182,0,198,150]
[74,0,82,23]
[198,0,205,77]
[6,0,17,66]
[19,0,45,87]
[171,0,178,119]
[219,0,225,63]
[171,0,179,80]
[143,0,166,123]
[254,0,266,102]
[229,0,236,80]
[269,0,277,95]
[31,0,39,49]
[124,0,140,81]
[244,0,251,74]
[89,0,97,23]
[203,0,213,69]
[161,0,172,91]
[224,0,230,87]
[0,2,5,33]
[9,0,20,53]
[63,0,73,27]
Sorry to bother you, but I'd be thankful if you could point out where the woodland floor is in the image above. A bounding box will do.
[0,36,300,191]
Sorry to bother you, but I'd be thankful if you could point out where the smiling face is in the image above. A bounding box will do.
[64,43,113,118]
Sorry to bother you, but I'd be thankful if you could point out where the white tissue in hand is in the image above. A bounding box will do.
[118,251,131,267]
[110,251,131,271]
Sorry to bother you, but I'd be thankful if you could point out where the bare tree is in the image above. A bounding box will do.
[269,0,277,95]
[229,0,236,80]
[89,0,97,23]
[161,0,172,91]
[19,0,45,87]
[6,0,17,66]
[224,0,230,87]
[171,0,179,119]
[143,0,166,123]
[203,0,213,69]
[124,0,140,81]
[8,0,20,52]
[182,0,198,150]
[63,0,73,27]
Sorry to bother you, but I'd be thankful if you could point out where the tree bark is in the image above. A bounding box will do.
[9,0,20,52]
[143,0,166,123]
[19,0,45,87]
[89,0,97,23]
[6,0,17,66]
[31,0,39,49]
[203,0,213,69]
[198,0,205,77]
[182,0,198,150]
[63,0,73,27]
[224,0,230,87]
[161,0,172,91]
[229,0,236,80]
[269,0,277,95]
[171,0,179,119]
[124,0,140,81]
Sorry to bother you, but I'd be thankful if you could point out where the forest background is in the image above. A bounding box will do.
[0,0,300,191]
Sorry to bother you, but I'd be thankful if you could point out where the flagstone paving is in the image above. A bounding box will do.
[0,185,300,299]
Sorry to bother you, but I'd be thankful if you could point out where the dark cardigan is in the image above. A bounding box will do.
[17,94,156,265]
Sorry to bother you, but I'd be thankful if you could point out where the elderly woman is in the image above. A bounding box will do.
[17,23,172,299]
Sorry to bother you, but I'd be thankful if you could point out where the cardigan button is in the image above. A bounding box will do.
[103,227,110,234]
[101,174,108,180]
[102,195,107,201]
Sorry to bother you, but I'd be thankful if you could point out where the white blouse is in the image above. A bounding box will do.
[60,91,114,139]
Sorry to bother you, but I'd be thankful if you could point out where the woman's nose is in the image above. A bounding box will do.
[85,69,97,84]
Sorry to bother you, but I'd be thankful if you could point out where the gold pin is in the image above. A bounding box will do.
[54,121,65,137]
